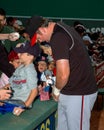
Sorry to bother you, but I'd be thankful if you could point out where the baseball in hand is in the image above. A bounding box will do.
[13,32,20,39]
[9,32,20,41]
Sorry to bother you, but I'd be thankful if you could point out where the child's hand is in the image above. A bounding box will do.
[38,85,43,93]
[13,107,25,116]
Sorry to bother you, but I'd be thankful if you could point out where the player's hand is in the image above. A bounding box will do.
[52,93,59,102]
[52,86,60,101]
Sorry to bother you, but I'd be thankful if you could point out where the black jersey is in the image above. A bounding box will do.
[49,22,97,95]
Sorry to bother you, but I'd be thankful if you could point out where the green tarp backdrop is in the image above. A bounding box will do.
[1,0,104,33]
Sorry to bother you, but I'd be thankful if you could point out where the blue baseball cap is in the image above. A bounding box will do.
[14,41,41,57]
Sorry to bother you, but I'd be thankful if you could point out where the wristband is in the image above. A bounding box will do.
[53,86,60,96]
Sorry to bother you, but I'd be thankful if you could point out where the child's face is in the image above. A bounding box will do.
[38,61,47,72]
[48,61,55,71]
[18,53,34,65]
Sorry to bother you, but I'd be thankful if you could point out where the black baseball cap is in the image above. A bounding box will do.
[26,15,44,38]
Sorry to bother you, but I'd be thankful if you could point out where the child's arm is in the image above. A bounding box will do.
[24,88,38,107]
[13,88,38,116]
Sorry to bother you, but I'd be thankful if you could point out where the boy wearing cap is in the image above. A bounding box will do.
[6,42,41,116]
[36,55,48,81]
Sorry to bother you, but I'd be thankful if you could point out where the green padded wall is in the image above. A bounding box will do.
[1,0,104,19]
[1,0,104,33]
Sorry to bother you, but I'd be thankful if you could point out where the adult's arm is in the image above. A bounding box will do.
[0,34,9,40]
[0,33,20,41]
[56,59,70,90]
[52,59,70,101]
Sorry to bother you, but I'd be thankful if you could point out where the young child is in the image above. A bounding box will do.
[36,55,55,101]
[45,60,56,77]
[0,50,21,88]
[0,42,41,116]
[36,55,48,83]
[40,43,56,77]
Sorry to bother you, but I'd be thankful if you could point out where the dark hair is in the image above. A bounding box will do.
[0,8,6,16]
[74,24,86,34]
[6,17,14,25]
[41,18,52,27]
[73,21,82,27]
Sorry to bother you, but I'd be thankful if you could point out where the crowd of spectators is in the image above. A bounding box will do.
[5,17,104,67]
[0,7,103,115]
[74,20,104,65]
[0,8,56,115]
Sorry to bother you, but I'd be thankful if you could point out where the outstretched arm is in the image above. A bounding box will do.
[0,34,9,40]
[0,32,20,41]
